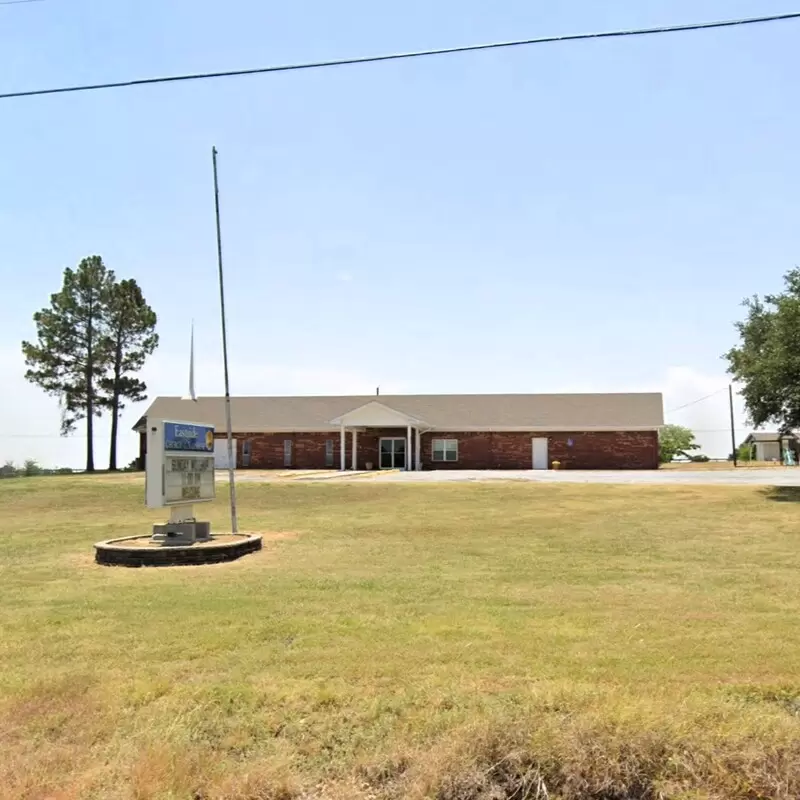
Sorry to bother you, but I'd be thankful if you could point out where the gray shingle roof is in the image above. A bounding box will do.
[134,393,663,432]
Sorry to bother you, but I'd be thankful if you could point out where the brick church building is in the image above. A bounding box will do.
[135,392,663,471]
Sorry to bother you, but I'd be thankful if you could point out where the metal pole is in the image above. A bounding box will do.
[729,384,738,468]
[212,146,238,532]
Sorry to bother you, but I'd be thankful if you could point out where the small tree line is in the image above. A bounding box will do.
[0,457,141,478]
[21,256,158,473]
[1,459,73,478]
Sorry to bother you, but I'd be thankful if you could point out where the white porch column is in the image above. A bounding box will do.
[340,424,346,471]
[406,424,412,471]
[415,428,422,471]
[352,429,358,471]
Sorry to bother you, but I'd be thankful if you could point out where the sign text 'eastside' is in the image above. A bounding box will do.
[164,422,215,453]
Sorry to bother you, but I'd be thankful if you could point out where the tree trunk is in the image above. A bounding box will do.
[108,402,119,470]
[86,389,94,472]
[108,344,122,471]
[86,398,95,472]
[85,307,95,473]
[108,397,119,471]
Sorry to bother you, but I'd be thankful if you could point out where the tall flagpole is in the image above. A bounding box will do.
[212,146,239,533]
[189,319,197,401]
[729,384,738,468]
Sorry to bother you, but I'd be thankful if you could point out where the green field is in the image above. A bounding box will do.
[2,476,800,799]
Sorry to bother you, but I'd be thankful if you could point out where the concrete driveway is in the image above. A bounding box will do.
[365,468,800,486]
[231,467,800,486]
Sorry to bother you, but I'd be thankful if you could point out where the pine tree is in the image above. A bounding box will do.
[101,279,158,471]
[22,256,114,472]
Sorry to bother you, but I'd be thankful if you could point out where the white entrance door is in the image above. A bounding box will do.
[214,439,237,470]
[532,438,549,470]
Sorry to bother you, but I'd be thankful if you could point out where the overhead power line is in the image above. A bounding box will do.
[666,388,729,415]
[0,0,46,5]
[0,434,112,439]
[2,11,799,100]
[683,429,749,433]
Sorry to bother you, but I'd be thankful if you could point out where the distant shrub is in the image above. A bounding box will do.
[22,459,43,477]
[0,459,60,477]
[123,459,143,473]
[690,454,710,463]
[737,444,754,463]
[55,467,74,475]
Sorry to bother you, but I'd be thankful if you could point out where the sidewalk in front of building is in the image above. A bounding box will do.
[232,468,800,486]
[334,468,800,486]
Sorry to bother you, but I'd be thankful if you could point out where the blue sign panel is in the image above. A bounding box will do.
[164,421,215,452]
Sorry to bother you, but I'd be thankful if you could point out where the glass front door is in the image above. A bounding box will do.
[379,438,406,469]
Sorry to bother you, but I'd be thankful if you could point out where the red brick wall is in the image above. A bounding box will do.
[548,431,658,470]
[216,432,334,470]
[220,428,417,470]
[222,430,658,470]
[422,431,658,470]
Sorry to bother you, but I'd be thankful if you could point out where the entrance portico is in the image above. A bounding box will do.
[330,401,427,471]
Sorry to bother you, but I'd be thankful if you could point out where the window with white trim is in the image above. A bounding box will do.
[432,439,458,462]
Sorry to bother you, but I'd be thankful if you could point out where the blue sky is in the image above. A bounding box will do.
[2,0,799,467]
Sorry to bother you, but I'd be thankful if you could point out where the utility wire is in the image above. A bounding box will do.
[2,11,799,100]
[680,428,749,433]
[666,388,729,415]
[0,433,112,439]
[0,0,45,5]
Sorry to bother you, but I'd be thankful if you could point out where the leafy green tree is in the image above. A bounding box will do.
[22,256,114,473]
[725,268,800,432]
[23,459,42,477]
[659,424,700,463]
[100,279,158,471]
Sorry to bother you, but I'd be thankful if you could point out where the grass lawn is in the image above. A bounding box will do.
[2,477,800,799]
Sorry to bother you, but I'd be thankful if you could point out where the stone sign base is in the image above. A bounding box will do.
[95,533,262,567]
[151,521,211,546]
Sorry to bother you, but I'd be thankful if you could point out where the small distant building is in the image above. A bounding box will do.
[742,432,799,462]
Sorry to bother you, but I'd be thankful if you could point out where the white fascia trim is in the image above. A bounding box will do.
[220,426,425,434]
[217,427,339,434]
[221,425,661,434]
[426,426,662,433]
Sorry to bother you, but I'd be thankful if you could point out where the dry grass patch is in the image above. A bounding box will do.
[2,477,800,798]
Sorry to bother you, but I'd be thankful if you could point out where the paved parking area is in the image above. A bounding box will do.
[366,468,800,486]
[231,468,800,486]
